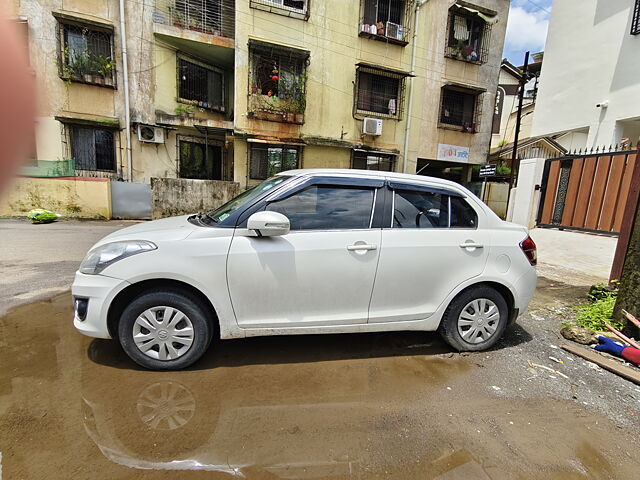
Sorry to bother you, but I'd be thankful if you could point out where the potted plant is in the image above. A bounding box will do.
[96,56,115,86]
[68,51,91,82]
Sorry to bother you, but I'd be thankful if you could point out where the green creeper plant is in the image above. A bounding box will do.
[573,282,624,331]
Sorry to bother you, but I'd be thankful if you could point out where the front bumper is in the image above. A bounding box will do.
[72,272,130,339]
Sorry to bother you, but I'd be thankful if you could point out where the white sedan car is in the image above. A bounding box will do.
[72,169,537,370]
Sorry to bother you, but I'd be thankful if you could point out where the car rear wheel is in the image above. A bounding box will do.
[438,286,508,352]
[118,290,214,370]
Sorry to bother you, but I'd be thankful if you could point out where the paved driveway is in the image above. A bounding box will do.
[0,219,135,315]
[530,227,618,285]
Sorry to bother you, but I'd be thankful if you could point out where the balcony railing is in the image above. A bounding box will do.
[359,0,415,46]
[153,0,235,39]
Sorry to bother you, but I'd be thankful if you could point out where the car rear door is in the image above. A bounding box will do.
[368,182,491,323]
[227,177,384,328]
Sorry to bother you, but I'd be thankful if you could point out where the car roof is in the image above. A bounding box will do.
[278,168,466,191]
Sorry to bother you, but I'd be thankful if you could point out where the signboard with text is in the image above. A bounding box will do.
[479,164,497,177]
[437,144,470,163]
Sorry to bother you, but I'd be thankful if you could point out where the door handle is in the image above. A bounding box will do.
[347,244,378,251]
[459,242,484,249]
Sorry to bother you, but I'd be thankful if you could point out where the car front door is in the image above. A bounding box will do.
[368,183,491,323]
[227,179,383,328]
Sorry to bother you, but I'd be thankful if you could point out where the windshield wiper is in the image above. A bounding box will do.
[199,211,218,223]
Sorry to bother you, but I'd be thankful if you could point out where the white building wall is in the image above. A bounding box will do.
[491,67,520,148]
[531,0,640,148]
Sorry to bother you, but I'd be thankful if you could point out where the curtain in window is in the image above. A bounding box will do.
[453,15,470,41]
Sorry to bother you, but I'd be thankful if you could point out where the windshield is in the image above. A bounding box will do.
[206,176,290,223]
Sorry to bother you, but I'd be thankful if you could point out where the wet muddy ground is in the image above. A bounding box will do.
[1,280,639,479]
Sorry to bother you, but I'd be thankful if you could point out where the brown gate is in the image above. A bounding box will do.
[537,148,638,234]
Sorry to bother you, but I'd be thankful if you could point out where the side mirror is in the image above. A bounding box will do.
[247,211,290,237]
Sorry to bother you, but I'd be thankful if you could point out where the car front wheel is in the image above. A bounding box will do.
[118,290,214,370]
[438,286,508,352]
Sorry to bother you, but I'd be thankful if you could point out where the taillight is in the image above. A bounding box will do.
[520,235,537,266]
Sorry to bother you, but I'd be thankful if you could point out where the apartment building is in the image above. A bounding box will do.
[4,0,508,217]
[532,0,640,150]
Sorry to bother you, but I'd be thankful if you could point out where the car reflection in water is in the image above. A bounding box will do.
[80,334,491,479]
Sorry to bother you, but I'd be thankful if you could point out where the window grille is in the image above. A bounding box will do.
[632,0,640,35]
[154,0,235,38]
[360,0,415,44]
[69,125,116,171]
[250,143,301,180]
[58,23,115,86]
[355,66,406,120]
[352,150,395,171]
[250,0,309,20]
[444,6,491,63]
[179,139,223,180]
[178,57,225,111]
[248,41,309,120]
[439,87,481,132]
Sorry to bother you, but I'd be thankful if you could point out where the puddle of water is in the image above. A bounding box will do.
[0,293,637,479]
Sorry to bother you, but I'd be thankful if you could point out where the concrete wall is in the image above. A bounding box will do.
[0,176,112,219]
[483,181,509,219]
[509,157,546,228]
[532,0,640,148]
[151,178,240,219]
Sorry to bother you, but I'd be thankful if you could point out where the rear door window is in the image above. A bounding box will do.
[450,196,478,228]
[393,190,449,228]
[391,186,478,229]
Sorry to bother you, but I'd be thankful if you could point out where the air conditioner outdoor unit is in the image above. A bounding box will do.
[363,118,383,136]
[137,124,165,144]
[386,21,403,40]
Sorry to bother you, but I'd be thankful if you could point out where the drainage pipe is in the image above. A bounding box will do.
[119,0,133,181]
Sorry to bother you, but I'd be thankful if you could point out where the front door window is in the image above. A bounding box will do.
[265,185,375,230]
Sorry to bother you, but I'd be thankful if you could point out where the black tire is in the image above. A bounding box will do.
[118,289,214,370]
[438,286,509,352]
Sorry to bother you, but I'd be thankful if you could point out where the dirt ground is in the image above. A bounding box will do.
[1,278,639,479]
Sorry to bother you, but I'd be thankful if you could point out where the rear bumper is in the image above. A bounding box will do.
[511,267,537,321]
[72,272,130,339]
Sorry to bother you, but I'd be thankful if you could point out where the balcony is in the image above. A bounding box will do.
[153,0,235,39]
[247,41,309,124]
[358,0,414,47]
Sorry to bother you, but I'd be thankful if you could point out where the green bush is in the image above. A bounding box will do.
[573,282,623,331]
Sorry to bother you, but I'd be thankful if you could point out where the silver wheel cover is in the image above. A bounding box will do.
[132,306,195,360]
[457,298,500,344]
[137,381,196,430]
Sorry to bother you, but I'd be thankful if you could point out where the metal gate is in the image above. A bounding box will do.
[537,148,638,234]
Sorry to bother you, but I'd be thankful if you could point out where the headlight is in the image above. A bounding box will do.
[79,240,157,275]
